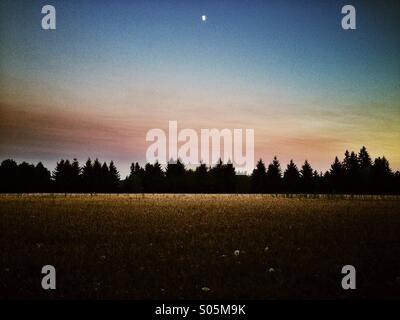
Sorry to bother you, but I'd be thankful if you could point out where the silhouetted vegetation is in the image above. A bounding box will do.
[0,146,399,194]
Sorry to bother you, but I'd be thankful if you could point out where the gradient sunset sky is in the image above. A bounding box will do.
[1,0,399,176]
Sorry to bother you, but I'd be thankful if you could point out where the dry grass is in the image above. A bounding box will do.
[1,194,400,299]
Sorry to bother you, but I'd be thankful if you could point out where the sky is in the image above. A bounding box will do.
[0,0,399,177]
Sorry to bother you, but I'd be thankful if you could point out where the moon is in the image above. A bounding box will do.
[201,15,207,22]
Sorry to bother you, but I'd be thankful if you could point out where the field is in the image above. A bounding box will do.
[1,194,400,299]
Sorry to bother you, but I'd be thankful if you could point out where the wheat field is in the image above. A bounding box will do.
[1,194,400,299]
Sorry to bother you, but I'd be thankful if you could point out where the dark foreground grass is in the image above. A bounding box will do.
[0,194,399,299]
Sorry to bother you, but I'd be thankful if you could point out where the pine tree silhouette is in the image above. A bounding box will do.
[347,151,360,193]
[71,159,81,191]
[283,160,300,193]
[91,159,103,192]
[81,158,94,192]
[359,146,372,169]
[144,162,165,192]
[224,161,236,193]
[0,159,19,192]
[209,159,236,193]
[34,162,51,192]
[194,163,210,193]
[125,162,144,192]
[108,161,120,192]
[17,162,36,192]
[329,156,344,193]
[371,156,392,194]
[1,146,399,194]
[252,159,267,193]
[300,160,314,193]
[100,162,110,192]
[166,159,186,193]
[358,146,372,193]
[52,159,65,192]
[265,156,282,193]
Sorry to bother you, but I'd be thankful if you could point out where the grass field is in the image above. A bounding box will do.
[1,194,400,299]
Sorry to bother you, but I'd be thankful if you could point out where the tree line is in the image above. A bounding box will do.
[0,147,399,194]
